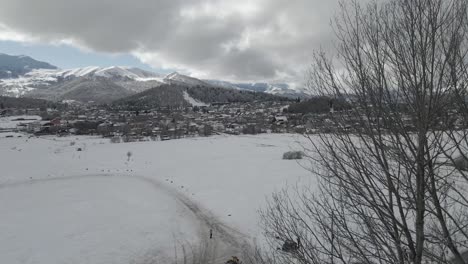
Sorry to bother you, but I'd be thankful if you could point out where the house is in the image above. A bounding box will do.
[50,117,62,126]
[28,121,53,134]
[273,116,288,125]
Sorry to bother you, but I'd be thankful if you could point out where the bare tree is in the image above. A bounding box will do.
[261,0,468,263]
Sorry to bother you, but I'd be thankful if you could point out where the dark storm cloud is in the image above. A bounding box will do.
[0,0,183,52]
[0,0,341,82]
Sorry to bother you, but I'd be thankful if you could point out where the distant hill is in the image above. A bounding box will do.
[113,84,290,110]
[0,53,57,78]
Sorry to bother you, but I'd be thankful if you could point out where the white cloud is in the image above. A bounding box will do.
[0,24,36,42]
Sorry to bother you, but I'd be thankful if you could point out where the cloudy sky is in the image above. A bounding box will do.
[0,0,340,84]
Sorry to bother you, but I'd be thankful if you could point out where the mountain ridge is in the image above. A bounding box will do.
[0,53,307,103]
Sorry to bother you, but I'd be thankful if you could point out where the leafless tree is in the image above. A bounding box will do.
[261,0,468,263]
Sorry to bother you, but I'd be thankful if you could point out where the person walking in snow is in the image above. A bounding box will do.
[210,229,213,239]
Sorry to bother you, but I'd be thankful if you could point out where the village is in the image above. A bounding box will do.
[0,101,334,141]
[3,98,467,142]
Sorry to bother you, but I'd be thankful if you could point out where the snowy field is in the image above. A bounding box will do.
[0,115,41,129]
[0,132,315,264]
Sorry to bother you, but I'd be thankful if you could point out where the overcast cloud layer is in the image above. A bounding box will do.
[0,0,340,84]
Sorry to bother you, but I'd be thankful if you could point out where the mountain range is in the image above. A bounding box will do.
[0,53,306,105]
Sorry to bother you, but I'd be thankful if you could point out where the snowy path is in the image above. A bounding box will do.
[121,173,251,263]
[0,173,250,264]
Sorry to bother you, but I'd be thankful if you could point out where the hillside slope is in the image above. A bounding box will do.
[24,77,133,104]
[114,84,289,109]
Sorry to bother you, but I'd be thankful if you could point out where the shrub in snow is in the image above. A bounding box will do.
[110,137,121,144]
[283,151,304,160]
[122,135,132,143]
[70,141,76,146]
[453,155,468,171]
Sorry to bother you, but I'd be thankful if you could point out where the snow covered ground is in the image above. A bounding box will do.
[0,115,41,129]
[0,175,199,264]
[183,91,208,106]
[0,133,315,264]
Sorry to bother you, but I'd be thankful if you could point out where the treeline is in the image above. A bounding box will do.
[0,96,58,110]
[186,85,289,103]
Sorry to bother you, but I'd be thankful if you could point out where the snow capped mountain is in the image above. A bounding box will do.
[93,66,165,81]
[0,53,307,102]
[204,80,310,98]
[164,72,209,87]
[165,74,309,97]
[24,66,165,81]
[0,66,169,98]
